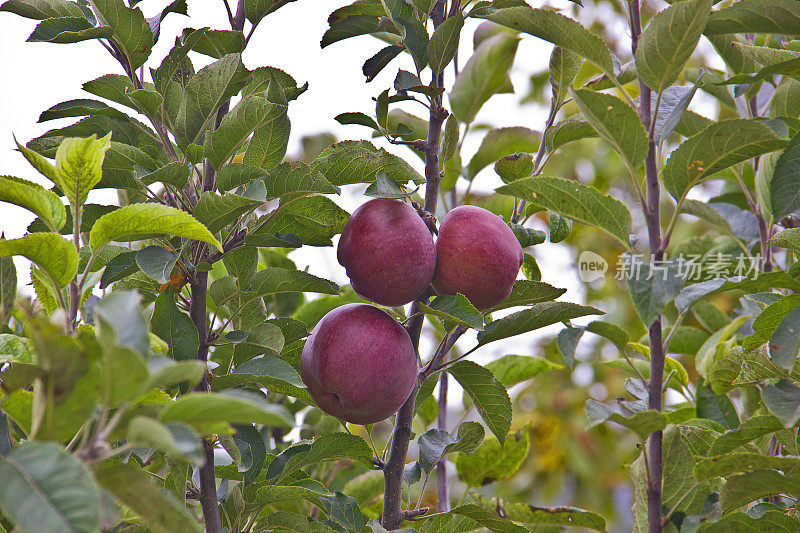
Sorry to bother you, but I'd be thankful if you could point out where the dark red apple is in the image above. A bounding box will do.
[432,205,523,309]
[337,198,435,307]
[300,303,418,424]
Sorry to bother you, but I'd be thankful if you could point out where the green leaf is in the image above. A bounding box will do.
[151,27,206,93]
[696,315,748,378]
[544,118,597,152]
[697,380,739,429]
[767,304,800,369]
[319,491,368,532]
[709,414,783,455]
[634,0,711,93]
[440,114,459,164]
[256,512,336,533]
[242,66,307,103]
[145,358,205,389]
[54,133,112,207]
[135,245,178,284]
[510,222,545,248]
[770,131,800,221]
[705,0,800,37]
[175,53,249,149]
[242,95,291,171]
[704,511,800,532]
[211,355,311,402]
[89,203,222,252]
[467,127,539,179]
[94,460,202,533]
[557,326,583,369]
[454,425,530,487]
[38,98,128,123]
[160,391,295,432]
[0,254,15,327]
[625,257,686,327]
[720,469,800,513]
[494,153,533,183]
[485,354,562,388]
[420,504,526,533]
[335,112,380,131]
[322,14,382,49]
[449,361,512,443]
[362,45,403,82]
[761,379,800,427]
[312,140,425,185]
[477,301,602,346]
[695,452,800,481]
[190,29,245,58]
[206,96,286,170]
[364,170,414,199]
[127,417,203,463]
[662,119,788,200]
[26,16,114,43]
[549,211,572,243]
[98,341,148,407]
[419,294,483,330]
[0,442,99,533]
[250,195,349,247]
[194,192,262,233]
[449,33,518,123]
[263,162,340,199]
[570,89,649,174]
[0,233,78,288]
[245,0,297,24]
[142,162,190,188]
[95,290,150,355]
[151,290,199,361]
[381,0,428,70]
[496,176,632,247]
[771,228,800,252]
[652,81,703,143]
[0,0,85,19]
[472,494,606,532]
[89,0,154,69]
[549,46,582,109]
[216,163,266,192]
[743,293,800,350]
[266,433,374,482]
[586,320,630,351]
[475,3,613,76]
[0,175,66,231]
[246,267,338,300]
[428,13,463,74]
[585,400,667,440]
[418,421,484,474]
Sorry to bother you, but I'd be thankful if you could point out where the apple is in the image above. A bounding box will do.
[300,303,418,424]
[432,205,523,309]
[337,198,436,306]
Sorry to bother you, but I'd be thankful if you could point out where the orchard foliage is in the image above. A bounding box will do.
[0,0,798,532]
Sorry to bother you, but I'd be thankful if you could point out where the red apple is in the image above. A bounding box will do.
[432,205,523,309]
[300,303,418,424]
[337,198,435,307]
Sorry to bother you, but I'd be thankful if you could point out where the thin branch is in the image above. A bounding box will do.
[381,2,453,527]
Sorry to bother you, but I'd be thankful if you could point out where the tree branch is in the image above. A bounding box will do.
[628,1,664,531]
[381,3,452,528]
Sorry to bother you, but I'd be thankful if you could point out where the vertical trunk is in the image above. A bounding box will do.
[629,1,664,530]
[190,272,222,533]
[436,371,450,512]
